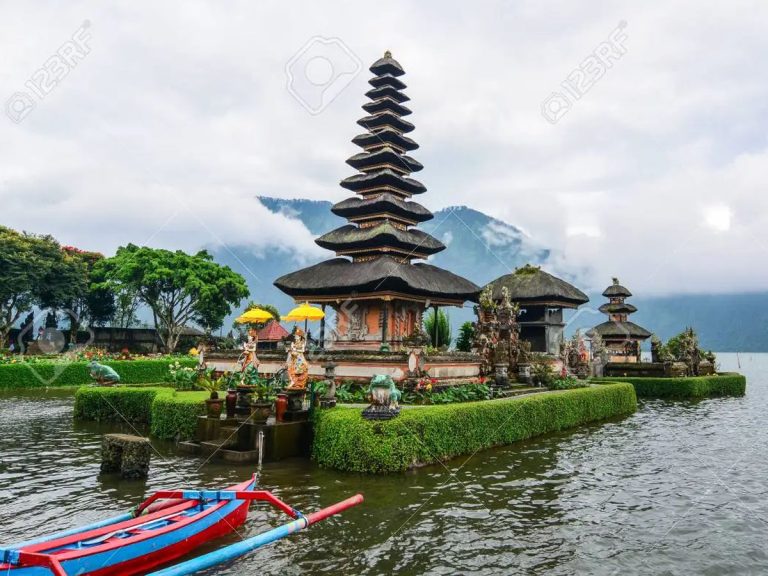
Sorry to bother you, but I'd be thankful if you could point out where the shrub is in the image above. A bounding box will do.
[550,376,587,390]
[0,358,196,389]
[312,383,637,473]
[531,354,556,387]
[74,386,174,423]
[164,360,200,390]
[74,386,207,441]
[403,383,491,405]
[335,382,367,403]
[592,373,746,399]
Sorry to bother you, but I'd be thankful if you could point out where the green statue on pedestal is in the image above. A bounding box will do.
[89,361,121,386]
[362,374,401,420]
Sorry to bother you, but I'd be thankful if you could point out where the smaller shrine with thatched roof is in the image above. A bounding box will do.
[587,278,651,363]
[484,264,589,355]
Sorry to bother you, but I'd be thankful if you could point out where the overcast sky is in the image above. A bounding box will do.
[2,1,767,296]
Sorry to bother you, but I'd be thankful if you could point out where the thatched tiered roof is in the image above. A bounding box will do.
[274,52,479,306]
[275,256,479,303]
[588,321,652,340]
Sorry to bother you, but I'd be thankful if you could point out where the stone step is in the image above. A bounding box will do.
[199,439,235,455]
[215,426,240,440]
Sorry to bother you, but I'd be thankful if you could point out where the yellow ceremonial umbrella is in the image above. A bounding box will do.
[282,302,324,332]
[235,308,274,324]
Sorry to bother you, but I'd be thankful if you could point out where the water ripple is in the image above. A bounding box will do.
[1,354,766,574]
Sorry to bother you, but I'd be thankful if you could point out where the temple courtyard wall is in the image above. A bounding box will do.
[206,351,481,382]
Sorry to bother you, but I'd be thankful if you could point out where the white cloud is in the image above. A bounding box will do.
[0,1,766,295]
[703,204,732,233]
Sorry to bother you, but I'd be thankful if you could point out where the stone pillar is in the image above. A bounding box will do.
[377,300,391,352]
[319,304,326,349]
[321,361,337,408]
[432,305,439,347]
[101,433,151,479]
[381,302,389,345]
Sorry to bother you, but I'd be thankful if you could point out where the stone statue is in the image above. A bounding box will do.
[89,361,121,385]
[517,340,532,365]
[561,330,589,378]
[474,285,520,385]
[473,286,500,376]
[238,327,259,381]
[286,328,309,389]
[678,327,700,376]
[362,374,401,420]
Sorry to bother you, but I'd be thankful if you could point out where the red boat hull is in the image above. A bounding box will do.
[88,500,250,576]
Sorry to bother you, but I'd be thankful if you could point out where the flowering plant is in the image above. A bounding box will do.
[165,360,199,390]
[414,376,436,392]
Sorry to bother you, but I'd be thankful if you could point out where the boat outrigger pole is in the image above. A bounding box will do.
[146,493,364,576]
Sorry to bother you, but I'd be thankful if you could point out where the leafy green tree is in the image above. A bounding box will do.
[423,309,452,348]
[455,321,475,352]
[0,227,73,347]
[94,244,249,353]
[52,247,116,343]
[110,287,141,329]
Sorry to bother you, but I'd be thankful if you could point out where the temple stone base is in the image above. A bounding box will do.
[208,351,481,383]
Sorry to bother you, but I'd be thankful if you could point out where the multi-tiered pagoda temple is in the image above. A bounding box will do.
[588,278,651,362]
[275,51,479,350]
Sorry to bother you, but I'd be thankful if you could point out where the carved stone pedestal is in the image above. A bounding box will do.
[101,433,151,479]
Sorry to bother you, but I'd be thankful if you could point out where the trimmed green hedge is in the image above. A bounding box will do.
[74,386,207,440]
[74,386,172,423]
[312,383,637,474]
[0,358,196,389]
[592,373,746,399]
[151,391,207,440]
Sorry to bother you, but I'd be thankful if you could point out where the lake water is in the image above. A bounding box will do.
[0,353,765,575]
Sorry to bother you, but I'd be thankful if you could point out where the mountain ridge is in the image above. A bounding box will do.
[209,197,761,352]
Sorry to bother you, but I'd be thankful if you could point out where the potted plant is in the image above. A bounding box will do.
[196,370,223,419]
[221,371,239,420]
[249,377,274,425]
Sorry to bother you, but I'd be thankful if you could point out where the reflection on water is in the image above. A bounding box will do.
[1,353,767,575]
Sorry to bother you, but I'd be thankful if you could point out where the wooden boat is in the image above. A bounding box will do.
[0,475,362,576]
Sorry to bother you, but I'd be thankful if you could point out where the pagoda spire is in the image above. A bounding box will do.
[274,51,480,345]
[318,52,444,263]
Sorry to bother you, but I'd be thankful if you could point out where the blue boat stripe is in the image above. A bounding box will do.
[0,549,20,564]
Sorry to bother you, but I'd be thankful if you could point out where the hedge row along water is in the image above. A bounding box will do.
[73,386,206,440]
[0,358,197,389]
[592,373,746,399]
[312,383,637,474]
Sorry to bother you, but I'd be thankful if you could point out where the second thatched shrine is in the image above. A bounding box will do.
[483,265,589,355]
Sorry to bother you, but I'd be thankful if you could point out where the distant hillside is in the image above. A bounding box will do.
[211,197,765,352]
